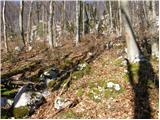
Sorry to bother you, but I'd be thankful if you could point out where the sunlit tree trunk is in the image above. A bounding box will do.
[109,0,113,31]
[152,0,156,20]
[3,1,8,52]
[82,0,85,36]
[42,3,45,37]
[62,1,66,34]
[75,1,80,46]
[19,0,25,46]
[121,0,141,63]
[118,0,122,36]
[27,0,33,46]
[48,0,54,48]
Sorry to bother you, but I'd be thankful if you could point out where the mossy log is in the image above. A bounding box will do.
[1,60,41,79]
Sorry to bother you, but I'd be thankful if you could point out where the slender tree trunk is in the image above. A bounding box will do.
[36,2,40,24]
[75,1,80,46]
[109,0,113,31]
[42,3,45,37]
[62,1,66,34]
[152,0,156,20]
[48,0,54,48]
[121,0,141,63]
[3,1,8,52]
[118,0,122,36]
[19,0,25,46]
[53,5,57,47]
[82,0,85,36]
[27,0,33,46]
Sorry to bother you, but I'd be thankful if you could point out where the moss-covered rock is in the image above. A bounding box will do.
[47,80,57,89]
[60,59,73,69]
[1,89,18,98]
[13,106,29,119]
[1,109,9,119]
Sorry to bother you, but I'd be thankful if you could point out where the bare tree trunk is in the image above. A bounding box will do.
[75,1,80,46]
[118,0,122,36]
[109,0,113,31]
[27,0,33,46]
[121,0,141,63]
[42,3,45,37]
[152,0,156,20]
[82,0,85,36]
[3,1,8,52]
[62,1,66,34]
[48,0,54,48]
[19,0,25,47]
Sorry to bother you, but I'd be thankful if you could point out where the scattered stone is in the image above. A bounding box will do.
[7,99,14,106]
[41,89,50,97]
[114,84,121,91]
[28,46,32,51]
[107,82,121,91]
[15,46,21,52]
[107,82,114,88]
[78,63,87,71]
[39,66,59,87]
[54,97,74,110]
[13,84,45,118]
[124,69,128,73]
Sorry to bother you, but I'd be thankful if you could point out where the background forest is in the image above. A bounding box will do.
[1,0,159,119]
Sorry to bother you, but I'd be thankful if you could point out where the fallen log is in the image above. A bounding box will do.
[1,60,41,79]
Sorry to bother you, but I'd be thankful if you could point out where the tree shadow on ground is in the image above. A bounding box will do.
[126,57,159,119]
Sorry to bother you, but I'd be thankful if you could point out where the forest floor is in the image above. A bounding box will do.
[1,33,159,119]
[30,45,159,119]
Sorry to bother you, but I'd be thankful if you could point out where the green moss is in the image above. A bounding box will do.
[103,89,112,98]
[147,79,156,88]
[1,89,18,98]
[97,79,107,88]
[1,109,9,119]
[71,71,84,80]
[113,59,123,66]
[123,74,129,82]
[82,63,91,75]
[59,59,73,69]
[88,80,96,88]
[76,87,84,97]
[47,80,57,89]
[130,63,139,74]
[13,106,29,119]
[57,110,80,119]
[88,87,101,102]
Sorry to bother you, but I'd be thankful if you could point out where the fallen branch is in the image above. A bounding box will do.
[1,60,41,79]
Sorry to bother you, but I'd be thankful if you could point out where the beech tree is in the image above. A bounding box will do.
[3,1,8,52]
[27,0,33,46]
[121,0,141,62]
[75,1,80,46]
[109,0,113,31]
[82,0,85,36]
[19,0,25,46]
[48,0,54,48]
